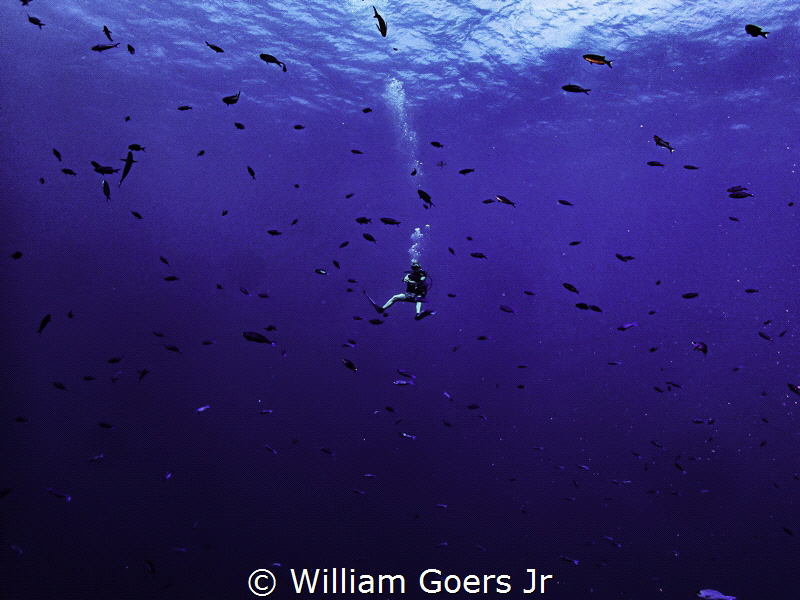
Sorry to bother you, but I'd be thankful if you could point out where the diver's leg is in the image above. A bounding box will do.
[414,299,436,320]
[381,294,405,311]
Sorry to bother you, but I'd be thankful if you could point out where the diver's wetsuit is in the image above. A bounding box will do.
[403,269,428,301]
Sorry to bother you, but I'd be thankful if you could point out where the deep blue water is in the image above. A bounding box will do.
[1,1,799,599]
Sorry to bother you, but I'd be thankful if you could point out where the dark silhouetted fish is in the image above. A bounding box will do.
[615,254,635,261]
[259,53,286,72]
[164,345,181,352]
[37,313,51,334]
[205,41,224,52]
[127,44,135,54]
[128,144,145,152]
[496,195,515,207]
[118,151,136,187]
[459,168,474,174]
[418,189,434,207]
[380,218,401,225]
[430,141,443,147]
[727,185,747,192]
[372,6,387,36]
[52,148,62,161]
[61,168,76,176]
[11,251,23,259]
[164,275,178,281]
[684,165,699,169]
[91,161,119,175]
[647,161,664,167]
[692,341,708,355]
[583,53,612,67]
[745,24,768,37]
[53,382,68,391]
[131,210,142,219]
[729,191,753,198]
[654,135,674,153]
[247,166,255,179]
[27,14,44,29]
[351,149,363,154]
[47,487,71,501]
[243,332,272,344]
[563,283,579,294]
[102,180,110,201]
[315,269,327,275]
[562,84,590,94]
[267,230,281,236]
[569,241,581,246]
[138,369,150,381]
[682,292,698,298]
[499,305,515,313]
[197,149,205,156]
[102,25,113,41]
[234,122,245,129]
[91,43,120,52]
[758,332,773,341]
[222,91,240,105]
[177,105,192,111]
[363,233,376,243]
[558,199,573,205]
[343,358,357,372]
[356,217,371,224]
[339,241,349,248]
[470,252,487,259]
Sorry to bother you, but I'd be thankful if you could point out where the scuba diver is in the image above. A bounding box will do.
[365,259,435,320]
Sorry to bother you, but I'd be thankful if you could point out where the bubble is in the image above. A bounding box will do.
[385,78,420,175]
[409,225,430,262]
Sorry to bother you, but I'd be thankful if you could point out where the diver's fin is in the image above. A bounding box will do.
[414,309,436,321]
[363,290,386,314]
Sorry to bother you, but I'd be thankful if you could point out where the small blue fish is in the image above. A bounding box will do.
[697,590,736,600]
